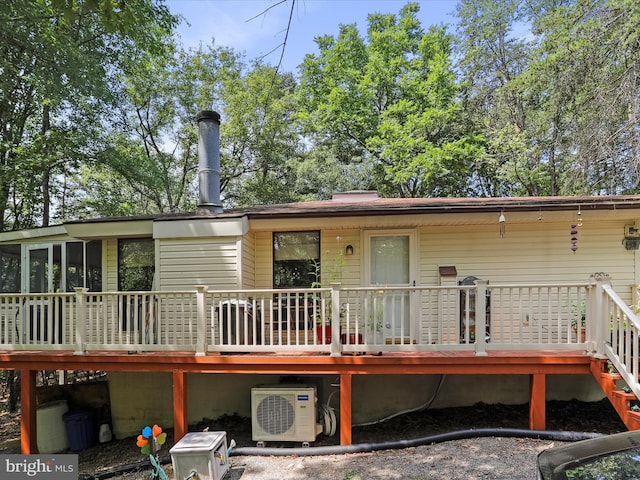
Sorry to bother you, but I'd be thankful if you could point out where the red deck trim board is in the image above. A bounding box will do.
[1,350,593,453]
[0,350,592,375]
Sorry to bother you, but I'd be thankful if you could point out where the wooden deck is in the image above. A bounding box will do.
[0,348,595,454]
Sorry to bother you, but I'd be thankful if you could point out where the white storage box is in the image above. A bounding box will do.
[37,400,69,453]
[170,432,229,480]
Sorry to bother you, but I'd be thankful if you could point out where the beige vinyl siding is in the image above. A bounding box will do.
[419,219,635,296]
[105,238,118,292]
[255,231,273,289]
[240,234,255,289]
[158,238,240,290]
[320,230,360,287]
[113,214,639,299]
[251,218,636,291]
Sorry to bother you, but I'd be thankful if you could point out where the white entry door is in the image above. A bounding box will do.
[365,231,415,342]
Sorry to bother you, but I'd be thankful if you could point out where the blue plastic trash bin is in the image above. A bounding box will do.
[63,409,96,451]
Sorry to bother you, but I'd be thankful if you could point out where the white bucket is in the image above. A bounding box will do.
[98,423,112,443]
[37,400,69,453]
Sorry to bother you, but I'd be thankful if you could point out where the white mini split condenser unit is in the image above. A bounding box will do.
[251,385,322,444]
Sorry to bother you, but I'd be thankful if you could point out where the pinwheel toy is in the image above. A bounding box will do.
[135,424,168,480]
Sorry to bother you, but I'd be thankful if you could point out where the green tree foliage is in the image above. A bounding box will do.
[297,2,485,198]
[90,42,224,215]
[0,0,177,230]
[6,0,640,228]
[83,44,303,213]
[457,0,640,196]
[455,0,541,196]
[219,62,302,206]
[536,0,640,195]
[289,146,377,201]
[66,163,156,218]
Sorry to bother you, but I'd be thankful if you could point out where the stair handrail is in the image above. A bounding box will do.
[598,277,640,398]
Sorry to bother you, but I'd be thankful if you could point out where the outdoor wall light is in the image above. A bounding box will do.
[345,244,354,255]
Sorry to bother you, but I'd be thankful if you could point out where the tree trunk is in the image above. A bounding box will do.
[41,105,51,227]
[7,370,20,413]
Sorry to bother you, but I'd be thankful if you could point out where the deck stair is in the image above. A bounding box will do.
[591,358,640,430]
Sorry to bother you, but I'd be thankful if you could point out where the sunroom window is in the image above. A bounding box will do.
[85,240,102,292]
[118,238,154,332]
[0,241,101,294]
[0,244,21,293]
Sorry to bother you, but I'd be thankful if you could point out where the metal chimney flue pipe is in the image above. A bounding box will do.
[196,110,223,214]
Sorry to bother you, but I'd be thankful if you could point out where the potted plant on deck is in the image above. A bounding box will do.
[314,301,333,344]
[310,241,350,344]
[310,259,334,344]
[571,301,586,342]
[312,290,348,344]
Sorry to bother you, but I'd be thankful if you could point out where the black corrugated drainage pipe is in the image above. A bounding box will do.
[231,428,603,456]
[80,429,604,479]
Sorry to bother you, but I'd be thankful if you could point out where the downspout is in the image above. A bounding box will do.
[196,110,223,214]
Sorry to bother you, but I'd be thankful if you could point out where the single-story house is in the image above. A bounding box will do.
[1,111,640,453]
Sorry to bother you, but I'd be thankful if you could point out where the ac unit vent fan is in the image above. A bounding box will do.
[255,394,294,436]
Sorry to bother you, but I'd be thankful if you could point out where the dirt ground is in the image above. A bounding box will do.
[0,395,627,479]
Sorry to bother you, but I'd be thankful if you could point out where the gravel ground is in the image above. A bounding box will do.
[225,436,556,480]
[0,398,627,479]
[85,436,571,480]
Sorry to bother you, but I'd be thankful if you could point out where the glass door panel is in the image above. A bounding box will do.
[28,247,49,293]
[370,236,409,284]
[52,244,61,292]
[368,234,413,341]
[65,242,84,291]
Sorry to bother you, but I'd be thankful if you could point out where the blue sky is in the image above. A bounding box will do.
[166,0,458,72]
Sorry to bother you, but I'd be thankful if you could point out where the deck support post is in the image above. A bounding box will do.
[340,373,352,445]
[20,369,37,454]
[173,371,188,442]
[529,373,546,430]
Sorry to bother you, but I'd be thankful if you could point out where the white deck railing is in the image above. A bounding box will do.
[0,278,630,359]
